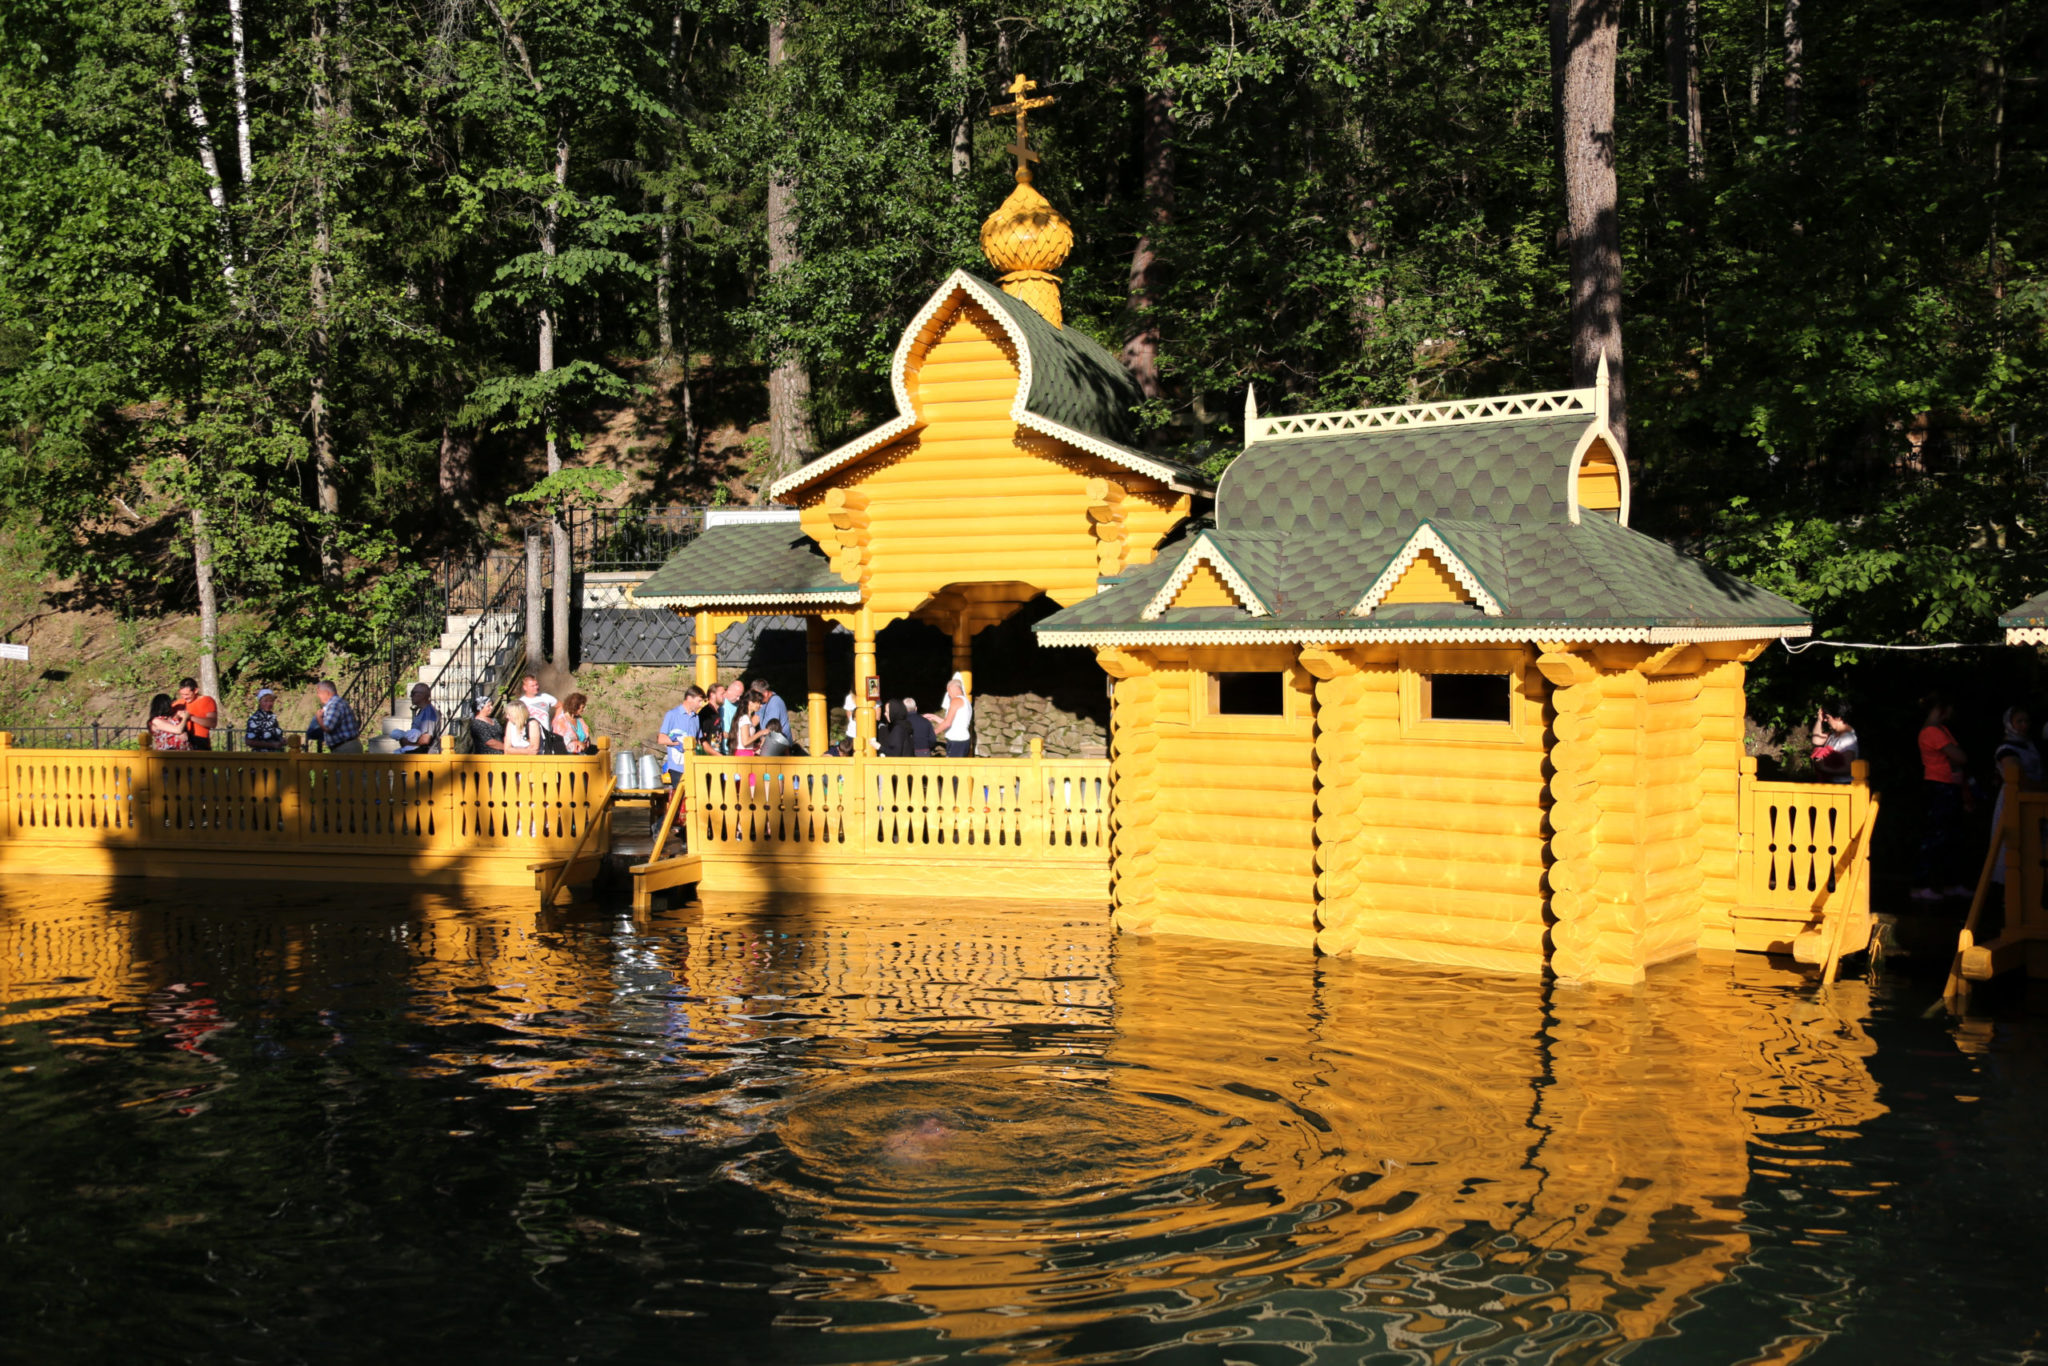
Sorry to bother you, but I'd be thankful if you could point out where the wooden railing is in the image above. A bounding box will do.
[1951,758,2048,992]
[1736,758,1871,919]
[0,737,609,869]
[686,746,1110,867]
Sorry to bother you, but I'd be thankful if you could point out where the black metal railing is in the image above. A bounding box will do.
[3,721,245,750]
[565,505,705,572]
[333,573,448,729]
[424,555,529,753]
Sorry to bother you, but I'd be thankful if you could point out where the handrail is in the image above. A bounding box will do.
[1943,756,2021,1005]
[542,775,616,906]
[1819,796,1879,985]
[425,559,528,752]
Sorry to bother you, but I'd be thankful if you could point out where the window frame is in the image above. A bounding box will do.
[1398,663,1531,745]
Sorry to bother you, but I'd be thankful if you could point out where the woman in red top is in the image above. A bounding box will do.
[1914,693,1971,901]
[147,694,190,751]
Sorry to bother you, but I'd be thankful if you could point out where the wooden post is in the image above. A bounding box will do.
[693,612,718,690]
[853,606,876,753]
[283,748,304,841]
[805,616,828,754]
[851,748,869,856]
[1028,735,1045,850]
[0,731,11,840]
[441,742,460,852]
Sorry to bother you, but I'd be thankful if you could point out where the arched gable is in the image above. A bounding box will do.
[1567,422,1631,526]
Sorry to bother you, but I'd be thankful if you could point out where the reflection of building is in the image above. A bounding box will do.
[761,928,1885,1351]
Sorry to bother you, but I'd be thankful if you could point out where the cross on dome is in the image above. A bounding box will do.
[989,72,1056,183]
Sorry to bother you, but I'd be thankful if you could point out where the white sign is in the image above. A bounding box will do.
[0,642,27,662]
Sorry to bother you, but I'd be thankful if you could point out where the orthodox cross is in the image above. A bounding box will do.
[990,72,1055,180]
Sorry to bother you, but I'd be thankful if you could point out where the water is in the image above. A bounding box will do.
[3,879,2044,1364]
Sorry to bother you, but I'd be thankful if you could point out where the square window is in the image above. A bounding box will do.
[1211,672,1286,716]
[1427,673,1511,723]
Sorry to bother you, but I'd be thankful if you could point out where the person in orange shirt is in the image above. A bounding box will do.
[176,676,220,752]
[1913,692,1971,901]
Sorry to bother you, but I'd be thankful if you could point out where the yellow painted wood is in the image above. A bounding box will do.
[1168,562,1242,610]
[0,746,612,890]
[1578,440,1624,511]
[1378,549,1474,605]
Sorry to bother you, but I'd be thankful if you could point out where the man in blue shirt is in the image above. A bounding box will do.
[657,686,707,784]
[395,684,442,753]
[755,680,789,738]
[309,680,362,754]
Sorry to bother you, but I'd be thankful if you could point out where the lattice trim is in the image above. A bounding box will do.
[1038,622,1812,648]
[1353,524,1502,618]
[625,586,861,608]
[1248,388,1596,443]
[2008,628,2048,645]
[769,271,1205,500]
[704,508,804,527]
[1140,534,1271,619]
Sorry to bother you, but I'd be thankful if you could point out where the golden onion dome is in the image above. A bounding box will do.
[980,171,1072,326]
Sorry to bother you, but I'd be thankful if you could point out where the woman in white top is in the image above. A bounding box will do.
[939,673,973,758]
[502,701,545,753]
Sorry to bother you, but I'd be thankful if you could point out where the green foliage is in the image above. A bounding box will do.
[0,0,2040,739]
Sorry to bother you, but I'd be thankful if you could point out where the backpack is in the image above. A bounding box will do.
[540,729,569,756]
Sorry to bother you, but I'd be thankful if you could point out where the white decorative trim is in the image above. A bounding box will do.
[1139,534,1270,619]
[1565,420,1631,527]
[625,587,861,608]
[1037,622,1813,648]
[767,270,1205,500]
[2008,628,2048,645]
[704,507,803,527]
[1247,387,1596,443]
[1353,524,1503,617]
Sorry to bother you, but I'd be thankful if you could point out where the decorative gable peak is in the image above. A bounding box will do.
[1142,535,1270,619]
[1354,524,1503,618]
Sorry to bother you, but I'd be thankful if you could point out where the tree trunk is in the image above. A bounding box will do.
[191,508,221,702]
[310,11,340,580]
[170,6,235,287]
[438,418,476,512]
[540,128,572,667]
[1556,0,1626,449]
[1666,0,1703,178]
[1783,0,1803,136]
[227,0,254,187]
[950,13,973,183]
[765,15,814,487]
[1122,9,1173,401]
[524,530,544,668]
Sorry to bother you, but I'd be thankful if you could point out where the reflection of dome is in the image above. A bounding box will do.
[980,173,1072,326]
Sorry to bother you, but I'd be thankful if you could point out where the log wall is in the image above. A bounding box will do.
[1312,647,1551,974]
[795,297,1189,623]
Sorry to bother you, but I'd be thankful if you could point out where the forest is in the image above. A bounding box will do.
[0,0,2042,737]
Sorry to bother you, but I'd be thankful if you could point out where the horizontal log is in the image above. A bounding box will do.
[1152,879,1317,921]
[1327,854,1547,897]
[1331,880,1547,927]
[1156,813,1317,850]
[1319,928,1542,976]
[913,377,1021,404]
[1145,910,1318,949]
[1346,746,1546,782]
[1339,798,1548,839]
[1317,906,1546,951]
[1332,825,1546,867]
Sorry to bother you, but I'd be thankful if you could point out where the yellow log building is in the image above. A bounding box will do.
[625,117,1862,986]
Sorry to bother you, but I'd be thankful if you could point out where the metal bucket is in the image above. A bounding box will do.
[638,753,663,791]
[615,752,638,791]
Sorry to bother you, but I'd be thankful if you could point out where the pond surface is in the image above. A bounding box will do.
[2,879,2044,1364]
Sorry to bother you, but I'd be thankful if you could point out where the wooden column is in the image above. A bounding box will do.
[805,616,829,754]
[692,611,718,690]
[853,607,876,751]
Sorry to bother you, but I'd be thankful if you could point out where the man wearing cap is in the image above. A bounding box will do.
[395,683,442,754]
[245,688,286,752]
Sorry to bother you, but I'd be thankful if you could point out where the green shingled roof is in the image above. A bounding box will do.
[769,272,1211,499]
[1036,412,1809,644]
[2000,591,2048,632]
[629,519,858,608]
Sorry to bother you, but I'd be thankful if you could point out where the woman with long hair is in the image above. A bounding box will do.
[552,692,592,754]
[147,693,189,751]
[733,691,764,757]
[502,700,545,754]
